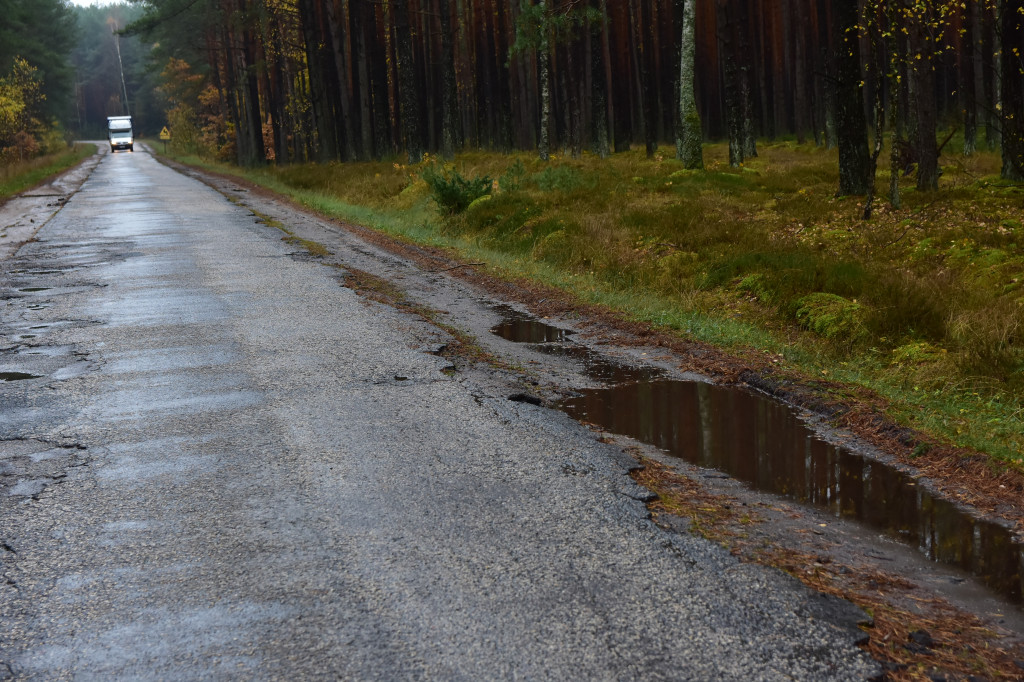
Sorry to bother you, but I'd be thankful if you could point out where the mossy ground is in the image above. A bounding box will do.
[164,141,1024,468]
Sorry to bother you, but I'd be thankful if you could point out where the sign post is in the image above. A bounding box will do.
[159,126,171,153]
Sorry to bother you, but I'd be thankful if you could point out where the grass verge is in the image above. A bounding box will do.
[158,143,1024,471]
[0,144,97,200]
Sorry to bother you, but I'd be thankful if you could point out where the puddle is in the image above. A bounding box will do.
[491,307,660,383]
[491,307,573,343]
[0,372,42,381]
[18,287,51,293]
[531,343,661,385]
[559,379,1024,603]
[491,307,1024,602]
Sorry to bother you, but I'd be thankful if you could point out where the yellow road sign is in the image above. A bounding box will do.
[159,126,171,141]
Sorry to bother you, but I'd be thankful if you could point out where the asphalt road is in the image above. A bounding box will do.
[0,148,878,679]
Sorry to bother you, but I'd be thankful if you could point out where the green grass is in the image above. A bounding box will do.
[160,143,1024,467]
[0,144,97,200]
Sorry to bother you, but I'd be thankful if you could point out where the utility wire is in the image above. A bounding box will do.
[113,23,130,117]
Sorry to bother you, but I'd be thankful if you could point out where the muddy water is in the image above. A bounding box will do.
[490,306,573,343]
[0,372,42,382]
[559,380,1023,602]
[489,310,1024,603]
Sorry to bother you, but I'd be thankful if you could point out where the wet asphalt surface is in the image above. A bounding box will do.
[0,149,879,679]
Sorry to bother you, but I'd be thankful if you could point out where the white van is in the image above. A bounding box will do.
[107,116,134,152]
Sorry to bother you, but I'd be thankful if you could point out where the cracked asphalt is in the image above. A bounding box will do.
[0,148,879,679]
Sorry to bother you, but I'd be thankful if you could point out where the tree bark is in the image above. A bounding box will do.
[676,0,702,169]
[297,0,339,161]
[590,0,610,158]
[538,0,551,161]
[325,0,356,161]
[1000,0,1024,179]
[833,0,869,195]
[393,0,422,163]
[908,5,939,191]
[439,0,460,159]
[717,0,743,167]
[962,0,979,156]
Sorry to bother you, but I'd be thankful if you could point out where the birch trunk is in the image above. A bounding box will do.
[675,0,702,169]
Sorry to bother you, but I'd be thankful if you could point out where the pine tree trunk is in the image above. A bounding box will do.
[352,0,374,160]
[962,0,979,156]
[297,0,339,161]
[676,0,702,169]
[590,0,610,158]
[538,0,551,161]
[731,3,756,157]
[909,9,938,191]
[1000,0,1024,179]
[986,1,1002,150]
[792,0,809,144]
[717,0,743,167]
[834,0,869,195]
[326,0,356,161]
[439,0,459,160]
[394,0,422,163]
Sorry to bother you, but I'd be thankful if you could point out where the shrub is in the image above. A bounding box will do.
[533,165,590,192]
[421,163,492,215]
[795,293,868,343]
[737,273,774,303]
[499,159,526,192]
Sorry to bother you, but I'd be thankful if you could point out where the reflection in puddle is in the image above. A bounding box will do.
[559,380,1024,603]
[0,371,42,381]
[18,287,51,293]
[490,306,572,343]
[491,307,1024,602]
[530,343,661,385]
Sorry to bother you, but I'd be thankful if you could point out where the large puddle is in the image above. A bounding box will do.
[492,310,1024,603]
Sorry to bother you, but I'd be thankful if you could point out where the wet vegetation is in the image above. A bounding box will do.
[0,143,95,200]
[166,139,1024,469]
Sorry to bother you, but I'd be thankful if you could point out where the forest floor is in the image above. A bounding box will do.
[154,140,1024,680]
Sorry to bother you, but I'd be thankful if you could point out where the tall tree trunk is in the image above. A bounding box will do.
[352,0,375,160]
[717,0,743,167]
[394,0,422,163]
[439,0,460,159]
[792,0,809,144]
[1001,0,1024,179]
[326,0,356,161]
[736,4,757,158]
[676,0,702,168]
[297,0,339,161]
[590,0,610,158]
[538,0,551,161]
[627,0,650,155]
[985,0,1001,150]
[241,20,266,166]
[908,6,939,191]
[834,0,869,195]
[962,0,979,156]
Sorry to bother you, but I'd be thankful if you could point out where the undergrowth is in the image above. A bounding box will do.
[0,143,96,200]
[162,141,1024,466]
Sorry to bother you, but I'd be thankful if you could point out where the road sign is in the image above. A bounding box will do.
[159,127,171,141]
